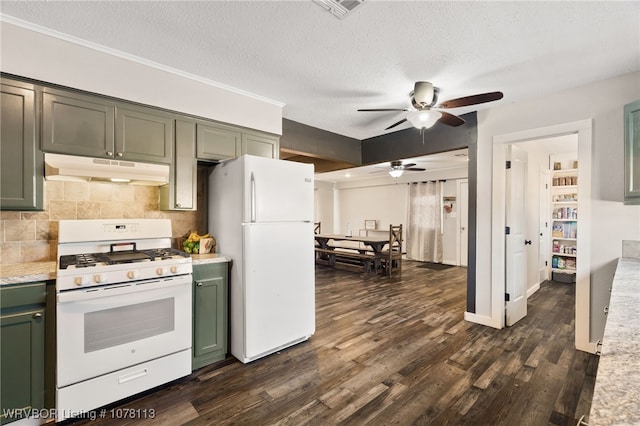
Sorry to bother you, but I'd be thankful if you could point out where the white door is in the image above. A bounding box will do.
[241,222,315,362]
[458,179,468,267]
[505,145,528,326]
[538,168,550,282]
[243,155,314,223]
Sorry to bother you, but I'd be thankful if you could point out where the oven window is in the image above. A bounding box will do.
[84,298,175,353]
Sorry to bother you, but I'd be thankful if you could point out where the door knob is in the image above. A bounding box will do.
[524,240,532,245]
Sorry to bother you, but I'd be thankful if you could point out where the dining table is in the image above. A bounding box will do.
[314,233,390,254]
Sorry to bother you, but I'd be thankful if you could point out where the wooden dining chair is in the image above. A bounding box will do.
[313,222,321,235]
[378,224,403,277]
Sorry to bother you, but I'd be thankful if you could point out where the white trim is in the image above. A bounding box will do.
[527,282,540,298]
[0,14,285,108]
[491,119,593,353]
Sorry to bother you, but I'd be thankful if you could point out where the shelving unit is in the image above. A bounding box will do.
[550,164,578,282]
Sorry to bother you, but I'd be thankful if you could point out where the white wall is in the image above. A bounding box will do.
[335,183,408,238]
[0,20,283,135]
[475,72,640,346]
[314,180,335,234]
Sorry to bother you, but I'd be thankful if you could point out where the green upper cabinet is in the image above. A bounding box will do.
[0,79,43,211]
[41,88,116,158]
[160,119,197,211]
[115,105,173,164]
[196,122,279,161]
[196,122,241,161]
[624,99,640,205]
[42,88,172,164]
[241,132,279,158]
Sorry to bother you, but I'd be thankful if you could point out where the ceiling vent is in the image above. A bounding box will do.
[313,0,365,19]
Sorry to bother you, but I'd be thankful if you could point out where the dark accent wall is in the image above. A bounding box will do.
[280,119,362,165]
[361,112,477,164]
[361,112,478,314]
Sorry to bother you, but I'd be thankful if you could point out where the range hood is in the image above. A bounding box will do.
[44,153,169,186]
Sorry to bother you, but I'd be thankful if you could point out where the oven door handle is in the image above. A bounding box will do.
[57,277,191,303]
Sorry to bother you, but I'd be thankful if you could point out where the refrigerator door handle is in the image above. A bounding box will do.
[250,172,256,222]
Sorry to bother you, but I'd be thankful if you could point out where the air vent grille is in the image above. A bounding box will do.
[313,0,365,19]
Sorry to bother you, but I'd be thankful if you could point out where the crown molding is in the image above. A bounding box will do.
[0,14,285,108]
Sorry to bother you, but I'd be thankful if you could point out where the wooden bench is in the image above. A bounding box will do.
[314,247,377,277]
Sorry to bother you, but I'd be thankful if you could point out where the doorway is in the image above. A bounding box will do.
[491,120,593,353]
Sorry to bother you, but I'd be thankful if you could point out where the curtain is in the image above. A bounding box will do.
[406,181,443,262]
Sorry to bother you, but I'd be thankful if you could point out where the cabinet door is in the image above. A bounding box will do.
[115,106,173,164]
[192,263,228,370]
[241,132,279,158]
[0,308,45,424]
[160,120,196,210]
[42,90,115,158]
[624,99,640,204]
[196,123,241,160]
[1,81,43,210]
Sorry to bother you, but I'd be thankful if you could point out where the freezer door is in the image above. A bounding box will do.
[242,222,315,361]
[243,155,314,223]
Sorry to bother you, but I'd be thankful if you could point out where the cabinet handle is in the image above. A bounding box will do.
[604,306,609,315]
[116,152,124,158]
[33,312,42,319]
[106,151,113,157]
[176,202,182,208]
[197,282,203,287]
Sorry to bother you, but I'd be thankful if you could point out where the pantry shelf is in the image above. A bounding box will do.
[550,159,578,283]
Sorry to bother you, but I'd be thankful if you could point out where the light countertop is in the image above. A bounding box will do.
[0,262,57,285]
[0,253,230,286]
[191,253,231,265]
[589,257,640,425]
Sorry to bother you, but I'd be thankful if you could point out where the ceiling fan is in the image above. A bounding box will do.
[375,160,426,178]
[358,81,503,131]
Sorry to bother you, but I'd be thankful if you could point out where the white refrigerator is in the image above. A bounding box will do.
[208,154,315,363]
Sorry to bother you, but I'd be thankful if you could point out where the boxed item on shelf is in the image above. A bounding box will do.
[552,271,576,283]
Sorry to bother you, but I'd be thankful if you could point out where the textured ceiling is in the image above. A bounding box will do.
[1,1,638,142]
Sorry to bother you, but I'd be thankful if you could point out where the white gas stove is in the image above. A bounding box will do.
[55,219,192,421]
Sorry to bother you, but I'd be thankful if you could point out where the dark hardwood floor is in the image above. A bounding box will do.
[68,260,598,426]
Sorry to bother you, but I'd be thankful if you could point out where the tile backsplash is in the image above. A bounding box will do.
[0,172,206,265]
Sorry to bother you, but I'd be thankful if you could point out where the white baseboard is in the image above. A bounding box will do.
[527,282,541,298]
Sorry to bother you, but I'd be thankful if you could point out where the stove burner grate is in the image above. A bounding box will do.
[59,247,189,270]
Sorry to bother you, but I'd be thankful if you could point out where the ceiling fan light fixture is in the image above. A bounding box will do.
[407,110,442,129]
[389,169,404,178]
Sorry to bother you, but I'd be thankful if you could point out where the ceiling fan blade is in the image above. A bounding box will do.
[400,163,417,168]
[438,91,504,109]
[358,108,408,112]
[385,118,408,130]
[405,167,426,172]
[438,111,466,127]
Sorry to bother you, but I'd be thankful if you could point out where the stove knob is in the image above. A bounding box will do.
[74,276,88,286]
[156,267,165,276]
[170,265,179,274]
[127,270,140,280]
[94,274,107,284]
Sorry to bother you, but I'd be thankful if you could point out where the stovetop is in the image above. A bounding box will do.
[59,248,190,270]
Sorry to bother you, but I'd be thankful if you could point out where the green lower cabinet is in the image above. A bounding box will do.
[0,282,46,425]
[192,262,229,370]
